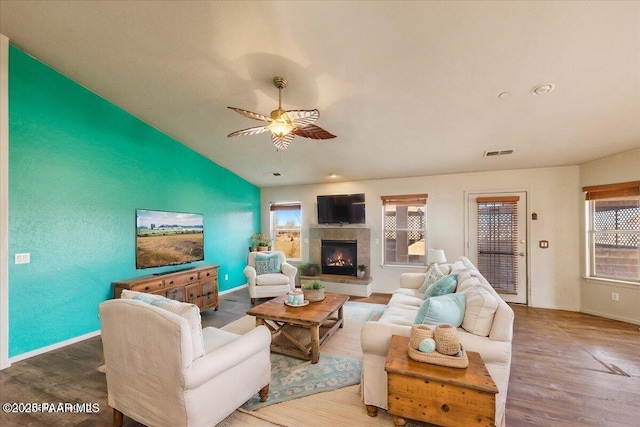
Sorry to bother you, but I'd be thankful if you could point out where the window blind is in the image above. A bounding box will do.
[270,202,301,211]
[583,181,640,200]
[476,196,519,294]
[381,194,428,206]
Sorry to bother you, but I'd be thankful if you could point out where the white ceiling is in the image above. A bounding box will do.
[1,1,639,187]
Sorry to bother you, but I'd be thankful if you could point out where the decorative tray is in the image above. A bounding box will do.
[285,300,309,307]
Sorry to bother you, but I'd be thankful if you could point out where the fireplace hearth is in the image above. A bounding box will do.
[321,240,357,276]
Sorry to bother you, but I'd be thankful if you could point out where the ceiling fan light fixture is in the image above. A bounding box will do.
[267,115,295,137]
[227,76,336,149]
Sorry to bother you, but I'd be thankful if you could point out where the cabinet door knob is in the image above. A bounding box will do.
[169,281,174,285]
[144,286,150,291]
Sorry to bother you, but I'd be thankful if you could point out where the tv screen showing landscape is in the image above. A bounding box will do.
[136,209,204,269]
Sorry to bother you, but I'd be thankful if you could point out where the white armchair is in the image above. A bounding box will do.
[100,297,271,427]
[244,250,297,304]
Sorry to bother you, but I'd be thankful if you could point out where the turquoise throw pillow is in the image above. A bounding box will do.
[414,293,466,327]
[255,253,282,275]
[423,273,458,299]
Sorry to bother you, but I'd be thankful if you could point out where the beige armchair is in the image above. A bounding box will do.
[244,250,297,304]
[100,296,271,427]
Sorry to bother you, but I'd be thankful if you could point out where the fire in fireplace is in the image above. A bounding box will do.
[321,240,357,276]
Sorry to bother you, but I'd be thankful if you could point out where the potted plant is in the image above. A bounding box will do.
[299,263,321,276]
[301,280,325,302]
[251,233,271,251]
[249,233,260,252]
[357,264,366,279]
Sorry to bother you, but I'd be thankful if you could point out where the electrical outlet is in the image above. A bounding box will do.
[15,253,31,264]
[611,292,619,301]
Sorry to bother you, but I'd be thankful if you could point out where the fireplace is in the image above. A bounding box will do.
[321,240,357,276]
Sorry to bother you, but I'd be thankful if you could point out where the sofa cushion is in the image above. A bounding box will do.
[255,273,290,286]
[389,292,424,308]
[414,293,466,327]
[254,252,282,274]
[121,290,205,359]
[423,273,458,299]
[417,263,446,294]
[379,306,419,326]
[461,286,499,337]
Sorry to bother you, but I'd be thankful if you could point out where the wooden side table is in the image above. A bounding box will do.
[385,335,498,427]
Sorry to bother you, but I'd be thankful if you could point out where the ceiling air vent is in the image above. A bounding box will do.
[484,149,514,157]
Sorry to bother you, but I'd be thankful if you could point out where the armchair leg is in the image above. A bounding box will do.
[366,405,378,417]
[113,408,123,426]
[258,384,270,402]
[251,298,256,304]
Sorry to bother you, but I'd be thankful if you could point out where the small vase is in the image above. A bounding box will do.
[357,270,365,279]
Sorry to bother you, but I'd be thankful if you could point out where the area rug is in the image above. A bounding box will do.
[221,301,385,410]
[241,353,361,410]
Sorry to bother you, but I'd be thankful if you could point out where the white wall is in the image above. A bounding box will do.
[1,33,9,369]
[262,165,582,311]
[579,148,640,325]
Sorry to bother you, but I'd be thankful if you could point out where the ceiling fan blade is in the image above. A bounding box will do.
[292,124,337,140]
[227,106,271,122]
[227,125,269,138]
[271,133,295,150]
[284,110,319,128]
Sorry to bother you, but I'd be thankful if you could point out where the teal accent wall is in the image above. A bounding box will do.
[8,46,260,357]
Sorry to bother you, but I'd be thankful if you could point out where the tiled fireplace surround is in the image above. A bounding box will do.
[308,226,370,279]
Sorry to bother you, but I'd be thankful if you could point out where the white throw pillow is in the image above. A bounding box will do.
[461,286,498,337]
[418,263,446,294]
[121,290,205,359]
[449,260,466,273]
[456,275,481,294]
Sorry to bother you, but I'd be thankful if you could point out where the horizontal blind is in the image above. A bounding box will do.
[583,181,640,200]
[477,197,519,294]
[381,194,428,206]
[270,202,301,211]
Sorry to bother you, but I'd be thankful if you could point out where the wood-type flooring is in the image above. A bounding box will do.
[0,288,638,426]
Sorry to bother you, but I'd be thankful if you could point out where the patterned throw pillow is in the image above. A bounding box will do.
[255,252,282,275]
[418,263,446,294]
[414,293,466,327]
[423,273,458,299]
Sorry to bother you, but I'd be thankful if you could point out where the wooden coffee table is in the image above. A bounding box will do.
[385,335,498,427]
[246,293,349,364]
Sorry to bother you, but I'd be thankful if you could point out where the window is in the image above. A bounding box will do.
[382,194,427,266]
[584,181,640,283]
[270,202,301,260]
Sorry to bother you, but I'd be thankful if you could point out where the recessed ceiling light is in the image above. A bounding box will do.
[531,83,555,96]
[329,173,338,178]
[498,92,510,99]
[272,172,282,177]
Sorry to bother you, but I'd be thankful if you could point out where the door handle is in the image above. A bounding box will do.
[519,252,526,256]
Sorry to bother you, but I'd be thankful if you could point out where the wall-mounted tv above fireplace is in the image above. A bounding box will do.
[317,193,365,225]
[136,209,204,269]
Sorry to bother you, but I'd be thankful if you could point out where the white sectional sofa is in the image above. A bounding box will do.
[360,256,514,427]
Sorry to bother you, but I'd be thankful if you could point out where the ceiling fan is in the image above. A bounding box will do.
[227,76,336,150]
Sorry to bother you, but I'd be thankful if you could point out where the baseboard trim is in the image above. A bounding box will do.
[220,283,247,295]
[581,309,640,326]
[8,330,101,365]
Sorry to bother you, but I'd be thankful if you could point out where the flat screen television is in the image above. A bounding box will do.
[317,193,366,225]
[136,209,204,269]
